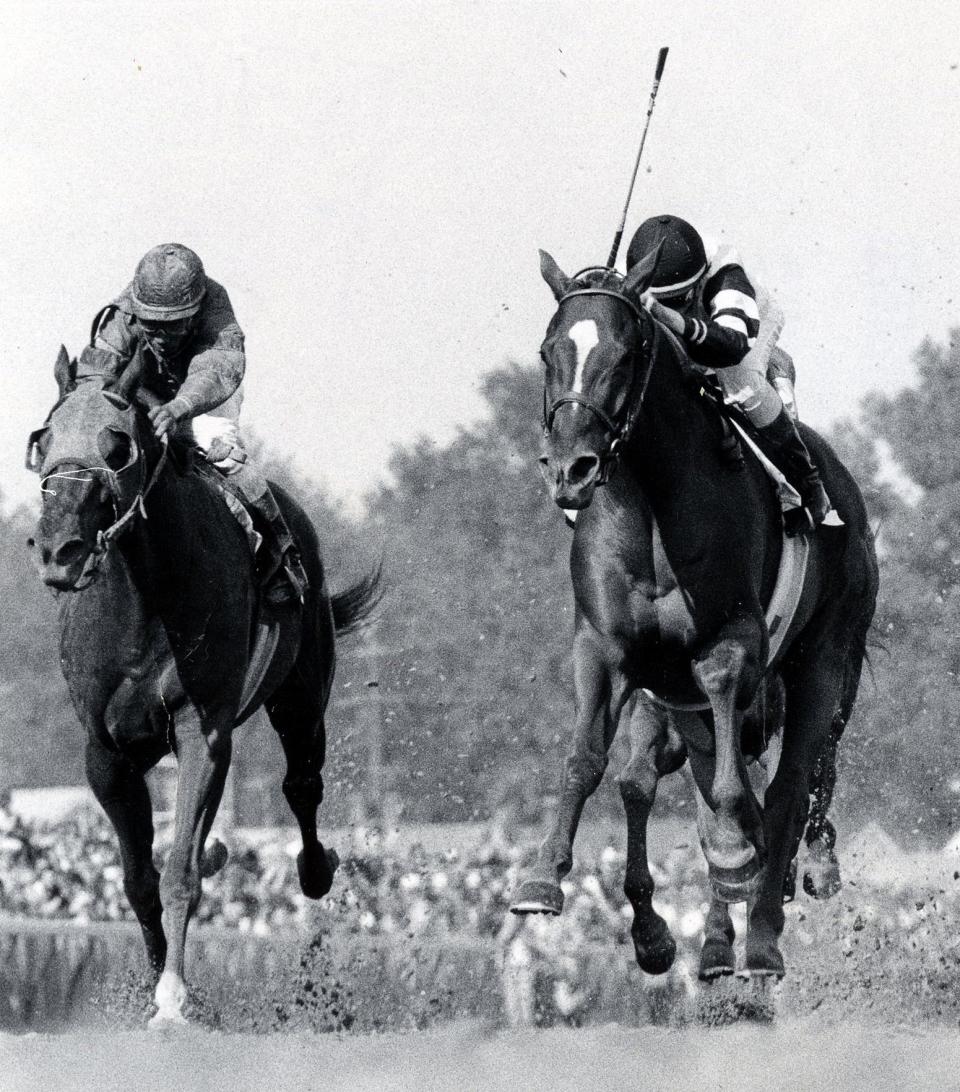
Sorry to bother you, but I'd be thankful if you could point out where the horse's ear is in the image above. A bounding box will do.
[111,350,144,402]
[54,345,76,396]
[539,250,574,301]
[622,239,665,299]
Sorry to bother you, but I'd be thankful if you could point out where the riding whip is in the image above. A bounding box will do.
[606,45,669,270]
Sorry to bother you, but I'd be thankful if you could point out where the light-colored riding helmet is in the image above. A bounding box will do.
[130,243,207,321]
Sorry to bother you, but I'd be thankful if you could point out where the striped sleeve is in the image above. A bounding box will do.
[704,265,760,343]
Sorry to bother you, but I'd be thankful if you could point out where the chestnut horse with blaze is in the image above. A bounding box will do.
[28,349,380,1023]
[511,249,877,980]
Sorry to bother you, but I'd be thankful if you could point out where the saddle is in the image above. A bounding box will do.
[682,365,747,470]
[185,449,262,556]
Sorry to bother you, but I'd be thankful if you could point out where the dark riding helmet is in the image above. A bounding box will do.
[130,243,207,322]
[626,215,707,299]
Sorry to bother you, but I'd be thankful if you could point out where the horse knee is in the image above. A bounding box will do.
[619,767,656,807]
[565,748,607,794]
[160,859,202,914]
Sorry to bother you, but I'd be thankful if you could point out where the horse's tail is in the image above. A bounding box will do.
[331,561,384,636]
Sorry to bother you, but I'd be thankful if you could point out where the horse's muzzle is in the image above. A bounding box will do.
[31,535,94,591]
[539,450,603,509]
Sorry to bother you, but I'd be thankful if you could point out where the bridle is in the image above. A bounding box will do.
[543,283,660,479]
[27,393,169,591]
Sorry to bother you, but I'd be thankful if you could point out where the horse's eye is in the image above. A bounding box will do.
[97,427,135,471]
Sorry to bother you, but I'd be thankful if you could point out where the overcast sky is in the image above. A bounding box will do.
[2,1,958,513]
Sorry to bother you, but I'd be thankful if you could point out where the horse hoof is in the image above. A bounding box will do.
[698,940,736,981]
[200,838,229,878]
[708,860,763,904]
[148,1009,189,1030]
[742,945,785,980]
[631,919,677,975]
[297,846,338,900]
[510,880,564,916]
[803,841,841,899]
[151,970,188,1028]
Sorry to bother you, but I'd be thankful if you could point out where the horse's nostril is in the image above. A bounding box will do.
[567,454,601,486]
[53,539,87,568]
[26,537,35,549]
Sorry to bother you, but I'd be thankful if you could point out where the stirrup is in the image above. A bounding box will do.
[259,548,307,608]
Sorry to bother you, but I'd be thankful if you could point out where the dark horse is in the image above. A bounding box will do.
[511,250,877,979]
[28,348,381,1023]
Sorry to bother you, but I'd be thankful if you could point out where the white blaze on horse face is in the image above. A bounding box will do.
[567,320,600,395]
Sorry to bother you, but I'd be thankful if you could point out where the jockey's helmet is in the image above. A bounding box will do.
[131,244,207,322]
[626,215,707,299]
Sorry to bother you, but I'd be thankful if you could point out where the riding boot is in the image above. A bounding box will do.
[247,490,309,607]
[753,407,832,536]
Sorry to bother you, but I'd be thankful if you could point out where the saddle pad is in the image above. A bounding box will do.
[236,620,280,724]
[728,417,844,527]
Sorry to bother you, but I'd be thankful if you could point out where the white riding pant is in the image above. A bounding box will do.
[713,350,784,428]
[177,384,269,503]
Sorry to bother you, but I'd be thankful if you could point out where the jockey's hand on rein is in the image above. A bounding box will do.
[148,399,189,439]
[640,292,685,336]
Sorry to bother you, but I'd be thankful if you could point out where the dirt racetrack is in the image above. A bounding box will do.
[2,1021,957,1092]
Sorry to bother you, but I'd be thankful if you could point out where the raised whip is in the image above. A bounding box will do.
[605,45,669,270]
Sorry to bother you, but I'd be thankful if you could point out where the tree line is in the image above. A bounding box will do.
[3,330,959,843]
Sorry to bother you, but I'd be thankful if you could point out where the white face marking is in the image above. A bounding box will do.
[567,320,600,394]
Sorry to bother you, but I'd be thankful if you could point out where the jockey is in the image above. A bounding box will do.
[75,243,307,606]
[627,215,831,534]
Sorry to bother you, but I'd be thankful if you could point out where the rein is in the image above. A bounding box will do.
[544,287,660,473]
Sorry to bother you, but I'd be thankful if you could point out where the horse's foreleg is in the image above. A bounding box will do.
[511,633,628,915]
[619,696,686,973]
[745,652,844,977]
[84,736,166,971]
[680,755,739,977]
[692,627,766,903]
[152,705,232,1026]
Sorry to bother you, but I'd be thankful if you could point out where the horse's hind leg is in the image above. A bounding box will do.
[512,631,630,915]
[801,717,843,898]
[619,697,686,974]
[745,651,845,978]
[265,671,339,900]
[152,706,232,1025]
[85,735,166,971]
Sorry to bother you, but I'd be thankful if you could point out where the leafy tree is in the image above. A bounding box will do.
[827,330,960,844]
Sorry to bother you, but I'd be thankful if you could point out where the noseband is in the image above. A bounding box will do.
[543,287,659,473]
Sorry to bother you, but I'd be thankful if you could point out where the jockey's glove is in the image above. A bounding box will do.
[640,292,686,336]
[148,397,192,439]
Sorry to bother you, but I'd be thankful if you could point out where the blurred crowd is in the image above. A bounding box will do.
[0,804,706,943]
[0,801,951,1027]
